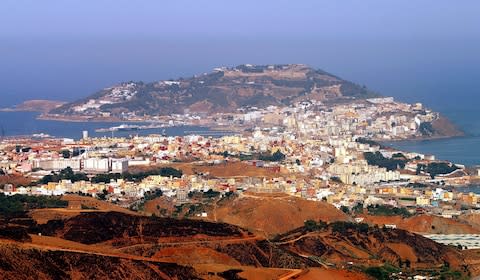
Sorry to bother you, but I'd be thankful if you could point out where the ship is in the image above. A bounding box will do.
[95,124,140,133]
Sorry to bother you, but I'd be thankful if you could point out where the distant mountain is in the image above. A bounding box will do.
[50,64,377,117]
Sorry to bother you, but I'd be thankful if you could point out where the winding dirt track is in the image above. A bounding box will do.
[113,235,262,252]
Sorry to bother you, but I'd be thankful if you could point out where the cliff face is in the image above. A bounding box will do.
[431,115,465,138]
[51,64,377,117]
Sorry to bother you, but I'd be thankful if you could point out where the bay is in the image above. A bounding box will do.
[0,111,218,139]
[385,136,480,167]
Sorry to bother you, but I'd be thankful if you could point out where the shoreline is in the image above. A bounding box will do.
[36,114,157,123]
[378,134,468,143]
[38,114,468,141]
[3,111,472,147]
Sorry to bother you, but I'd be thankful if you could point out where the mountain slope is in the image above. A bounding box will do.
[1,211,478,279]
[50,64,377,117]
[213,193,349,237]
[0,244,201,280]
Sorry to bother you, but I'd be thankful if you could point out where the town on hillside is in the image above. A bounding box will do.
[1,97,477,222]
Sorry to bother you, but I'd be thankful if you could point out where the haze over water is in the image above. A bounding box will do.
[1,1,479,164]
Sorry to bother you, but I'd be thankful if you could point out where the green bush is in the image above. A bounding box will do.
[367,204,412,218]
[364,152,407,171]
[0,194,68,216]
[38,167,89,184]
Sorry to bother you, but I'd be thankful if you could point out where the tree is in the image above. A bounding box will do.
[330,176,342,184]
[259,150,286,162]
[272,150,286,161]
[419,122,435,136]
[60,149,71,158]
[364,151,406,171]
[304,220,318,231]
[425,162,458,179]
[340,205,350,214]
[38,167,88,184]
[352,203,364,214]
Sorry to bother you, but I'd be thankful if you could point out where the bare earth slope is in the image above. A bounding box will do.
[360,214,480,234]
[213,193,349,237]
[0,243,201,280]
[2,211,480,279]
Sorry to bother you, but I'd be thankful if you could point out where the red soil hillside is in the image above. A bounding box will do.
[459,213,480,232]
[0,242,201,280]
[213,193,349,237]
[360,214,479,234]
[297,268,370,280]
[157,161,287,178]
[3,211,480,279]
[273,223,468,273]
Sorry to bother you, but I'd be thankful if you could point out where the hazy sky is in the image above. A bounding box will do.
[1,0,479,112]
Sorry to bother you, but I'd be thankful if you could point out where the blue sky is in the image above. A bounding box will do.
[1,0,479,111]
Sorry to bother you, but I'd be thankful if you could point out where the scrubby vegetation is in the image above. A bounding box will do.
[364,151,407,171]
[218,150,285,162]
[355,137,385,148]
[303,220,328,232]
[416,162,459,179]
[367,204,412,218]
[364,265,399,280]
[38,167,88,184]
[0,193,67,216]
[92,167,182,183]
[419,122,435,136]
[37,167,183,186]
[330,221,370,234]
[258,150,286,162]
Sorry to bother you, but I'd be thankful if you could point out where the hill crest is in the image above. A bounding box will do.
[50,64,377,117]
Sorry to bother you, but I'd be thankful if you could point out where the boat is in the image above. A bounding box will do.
[95,123,168,133]
[95,124,140,133]
[115,124,140,131]
[32,133,52,138]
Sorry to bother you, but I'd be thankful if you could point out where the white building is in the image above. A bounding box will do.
[84,158,110,173]
[32,159,81,172]
[111,159,129,173]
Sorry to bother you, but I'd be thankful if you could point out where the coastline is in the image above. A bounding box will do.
[378,134,467,143]
[37,114,125,123]
[39,114,466,142]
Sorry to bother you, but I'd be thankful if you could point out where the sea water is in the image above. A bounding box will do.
[386,108,480,166]
[0,111,216,139]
